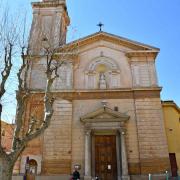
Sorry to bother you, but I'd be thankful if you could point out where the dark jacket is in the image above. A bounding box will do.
[72,170,80,180]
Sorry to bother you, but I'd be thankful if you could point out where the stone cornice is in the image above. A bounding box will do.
[126,50,159,59]
[81,107,129,122]
[26,87,162,100]
[24,53,78,61]
[81,118,127,123]
[32,1,66,8]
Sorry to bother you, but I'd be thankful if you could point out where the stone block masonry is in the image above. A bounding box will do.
[135,98,170,174]
[42,99,72,175]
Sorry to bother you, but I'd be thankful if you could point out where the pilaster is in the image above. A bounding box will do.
[120,131,130,180]
[84,129,92,180]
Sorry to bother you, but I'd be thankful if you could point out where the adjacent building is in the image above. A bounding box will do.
[1,121,14,152]
[162,101,180,177]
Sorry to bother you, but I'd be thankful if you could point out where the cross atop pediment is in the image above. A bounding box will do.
[97,22,104,32]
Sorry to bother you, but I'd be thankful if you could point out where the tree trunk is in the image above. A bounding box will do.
[0,158,14,180]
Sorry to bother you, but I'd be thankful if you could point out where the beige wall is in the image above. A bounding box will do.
[71,97,170,175]
[29,40,158,91]
[74,41,132,89]
[42,99,72,174]
[72,99,140,175]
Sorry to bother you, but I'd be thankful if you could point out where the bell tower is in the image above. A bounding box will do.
[29,0,70,53]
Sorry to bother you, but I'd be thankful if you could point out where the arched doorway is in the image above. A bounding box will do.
[27,159,37,180]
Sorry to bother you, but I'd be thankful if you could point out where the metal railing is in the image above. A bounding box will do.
[148,171,180,180]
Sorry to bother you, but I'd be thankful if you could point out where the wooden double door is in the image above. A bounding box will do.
[95,135,117,180]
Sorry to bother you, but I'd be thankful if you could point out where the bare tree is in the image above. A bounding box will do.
[0,25,56,180]
[0,4,78,180]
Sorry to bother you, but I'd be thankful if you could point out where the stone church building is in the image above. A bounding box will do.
[16,0,170,179]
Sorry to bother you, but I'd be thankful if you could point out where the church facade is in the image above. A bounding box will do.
[17,0,170,179]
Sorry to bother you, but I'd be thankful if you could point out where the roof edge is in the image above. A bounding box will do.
[162,100,180,113]
[66,31,160,51]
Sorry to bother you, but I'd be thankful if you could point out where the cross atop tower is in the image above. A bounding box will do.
[97,22,104,32]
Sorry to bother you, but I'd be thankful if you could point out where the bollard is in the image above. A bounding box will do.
[165,171,169,180]
[149,173,152,180]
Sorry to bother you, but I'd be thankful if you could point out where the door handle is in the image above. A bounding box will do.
[107,165,111,170]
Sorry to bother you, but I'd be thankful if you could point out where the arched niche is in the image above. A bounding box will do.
[85,57,121,89]
[29,159,38,174]
[20,155,42,175]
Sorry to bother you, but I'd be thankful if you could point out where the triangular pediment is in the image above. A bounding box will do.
[80,107,129,123]
[65,31,159,52]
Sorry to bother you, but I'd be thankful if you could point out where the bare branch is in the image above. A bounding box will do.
[12,53,30,149]
[0,2,79,178]
[0,44,13,98]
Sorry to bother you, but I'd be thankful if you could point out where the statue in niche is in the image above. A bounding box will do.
[99,73,107,89]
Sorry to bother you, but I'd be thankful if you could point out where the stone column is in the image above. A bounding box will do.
[84,130,92,180]
[116,133,122,180]
[121,131,130,180]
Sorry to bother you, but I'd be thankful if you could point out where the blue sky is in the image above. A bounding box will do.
[1,0,180,122]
